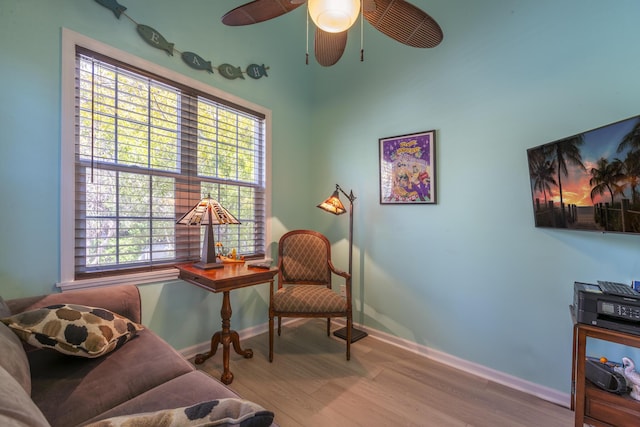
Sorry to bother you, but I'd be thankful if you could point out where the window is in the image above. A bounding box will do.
[60,30,271,289]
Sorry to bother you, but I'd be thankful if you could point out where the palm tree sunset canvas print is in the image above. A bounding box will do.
[527,115,640,234]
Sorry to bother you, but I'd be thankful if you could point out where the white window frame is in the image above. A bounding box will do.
[59,28,272,290]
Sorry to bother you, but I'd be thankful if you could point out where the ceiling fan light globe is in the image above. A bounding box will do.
[308,0,360,33]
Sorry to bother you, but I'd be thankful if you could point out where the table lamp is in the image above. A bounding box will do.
[317,184,368,342]
[177,195,240,270]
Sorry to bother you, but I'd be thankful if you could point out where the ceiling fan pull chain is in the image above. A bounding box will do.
[305,2,309,65]
[360,0,364,61]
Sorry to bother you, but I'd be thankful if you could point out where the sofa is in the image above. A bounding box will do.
[0,285,276,427]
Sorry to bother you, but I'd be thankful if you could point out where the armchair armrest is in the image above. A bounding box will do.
[5,285,142,324]
[327,260,352,302]
[327,260,350,280]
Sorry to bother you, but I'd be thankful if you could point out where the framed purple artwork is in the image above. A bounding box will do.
[379,130,437,204]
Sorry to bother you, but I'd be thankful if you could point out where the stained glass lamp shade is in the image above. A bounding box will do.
[317,187,347,215]
[177,195,241,269]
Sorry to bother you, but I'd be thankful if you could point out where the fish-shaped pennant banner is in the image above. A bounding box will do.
[94,0,127,19]
[182,52,215,74]
[92,0,269,80]
[137,24,174,56]
[218,64,245,80]
[246,64,269,79]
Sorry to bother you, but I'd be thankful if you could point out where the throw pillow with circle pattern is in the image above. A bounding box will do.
[84,398,275,427]
[1,304,143,358]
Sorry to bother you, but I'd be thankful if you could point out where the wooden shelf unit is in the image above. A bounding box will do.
[572,315,640,426]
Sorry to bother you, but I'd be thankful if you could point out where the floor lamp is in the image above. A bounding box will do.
[317,184,368,343]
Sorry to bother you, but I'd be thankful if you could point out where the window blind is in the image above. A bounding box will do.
[74,48,266,279]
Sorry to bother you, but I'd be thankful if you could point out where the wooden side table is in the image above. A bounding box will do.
[177,263,278,384]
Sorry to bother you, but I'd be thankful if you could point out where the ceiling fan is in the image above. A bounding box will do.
[221,0,443,66]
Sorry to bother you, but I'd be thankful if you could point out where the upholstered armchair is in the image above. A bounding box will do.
[269,230,352,362]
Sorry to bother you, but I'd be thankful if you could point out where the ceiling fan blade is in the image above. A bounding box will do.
[222,0,304,26]
[314,29,348,67]
[364,0,443,48]
[363,0,376,13]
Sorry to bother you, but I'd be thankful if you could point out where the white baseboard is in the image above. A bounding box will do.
[358,325,571,408]
[180,319,571,409]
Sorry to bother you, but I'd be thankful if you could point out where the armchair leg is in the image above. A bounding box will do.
[346,315,352,361]
[269,315,274,363]
[326,318,330,336]
[277,316,282,336]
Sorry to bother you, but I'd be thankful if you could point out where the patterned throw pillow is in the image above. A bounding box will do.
[0,304,143,358]
[84,398,275,427]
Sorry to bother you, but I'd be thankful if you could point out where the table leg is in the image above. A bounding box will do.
[193,290,253,385]
[194,332,221,364]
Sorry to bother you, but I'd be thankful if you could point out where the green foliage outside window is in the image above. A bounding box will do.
[75,50,266,277]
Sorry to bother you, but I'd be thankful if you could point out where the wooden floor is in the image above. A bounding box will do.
[193,319,574,427]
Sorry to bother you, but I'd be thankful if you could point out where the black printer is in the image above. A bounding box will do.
[574,281,640,335]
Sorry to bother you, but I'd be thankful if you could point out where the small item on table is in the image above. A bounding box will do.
[219,248,245,264]
[248,260,272,269]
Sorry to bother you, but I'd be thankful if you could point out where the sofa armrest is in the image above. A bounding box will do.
[5,285,142,324]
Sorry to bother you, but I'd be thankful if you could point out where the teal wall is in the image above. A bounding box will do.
[307,0,640,394]
[2,0,640,397]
